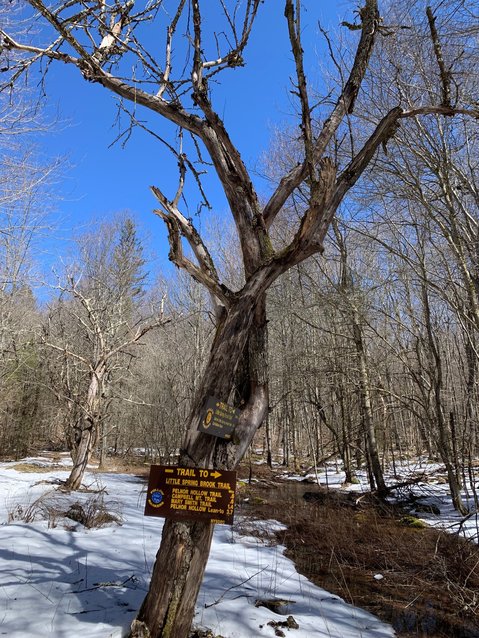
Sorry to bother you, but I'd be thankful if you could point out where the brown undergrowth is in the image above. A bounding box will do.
[236,471,479,638]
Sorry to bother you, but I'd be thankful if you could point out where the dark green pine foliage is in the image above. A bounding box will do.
[112,217,147,322]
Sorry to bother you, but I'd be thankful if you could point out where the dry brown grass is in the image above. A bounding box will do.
[8,489,123,529]
[63,495,122,528]
[237,475,479,638]
[7,462,65,473]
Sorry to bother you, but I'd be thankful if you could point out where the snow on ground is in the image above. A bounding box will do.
[282,457,479,542]
[0,455,396,638]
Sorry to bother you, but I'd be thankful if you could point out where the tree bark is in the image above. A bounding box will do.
[132,293,269,637]
[351,305,386,495]
[65,364,105,490]
[66,425,96,490]
[132,519,214,638]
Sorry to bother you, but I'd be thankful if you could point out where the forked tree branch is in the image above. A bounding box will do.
[151,185,233,310]
[238,158,337,303]
[2,1,205,135]
[263,0,380,228]
[158,0,187,99]
[285,0,316,180]
[330,105,479,213]
[201,0,261,77]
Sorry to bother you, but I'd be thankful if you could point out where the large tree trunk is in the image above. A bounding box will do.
[132,519,214,638]
[65,364,105,490]
[66,425,96,490]
[131,294,268,638]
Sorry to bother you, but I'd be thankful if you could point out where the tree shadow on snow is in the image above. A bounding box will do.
[0,521,148,637]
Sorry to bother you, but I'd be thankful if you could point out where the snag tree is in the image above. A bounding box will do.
[1,1,477,636]
[45,217,166,489]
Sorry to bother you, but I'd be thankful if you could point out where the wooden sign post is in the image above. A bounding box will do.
[144,465,237,525]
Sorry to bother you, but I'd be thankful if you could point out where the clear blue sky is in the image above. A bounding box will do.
[31,1,350,280]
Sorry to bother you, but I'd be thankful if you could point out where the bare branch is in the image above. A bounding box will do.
[2,2,205,135]
[331,106,403,210]
[91,0,135,66]
[172,136,186,208]
[263,0,380,227]
[426,6,452,109]
[201,0,261,77]
[42,340,91,368]
[158,0,187,99]
[401,106,479,119]
[285,0,316,181]
[28,0,91,60]
[110,105,211,210]
[327,105,478,240]
[151,185,233,309]
[191,0,204,92]
[106,315,171,362]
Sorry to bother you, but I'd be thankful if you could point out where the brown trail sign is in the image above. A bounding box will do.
[197,396,240,440]
[144,465,237,525]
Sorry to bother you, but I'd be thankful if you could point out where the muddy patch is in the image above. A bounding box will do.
[237,477,479,638]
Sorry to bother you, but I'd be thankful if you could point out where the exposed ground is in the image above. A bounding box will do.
[235,465,479,638]
[25,452,479,637]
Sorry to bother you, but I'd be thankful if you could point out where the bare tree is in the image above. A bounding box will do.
[339,0,479,511]
[45,217,167,489]
[2,1,478,635]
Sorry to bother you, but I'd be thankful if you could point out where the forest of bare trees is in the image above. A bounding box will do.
[1,0,479,636]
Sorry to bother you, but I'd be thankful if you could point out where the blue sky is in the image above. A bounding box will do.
[29,1,349,280]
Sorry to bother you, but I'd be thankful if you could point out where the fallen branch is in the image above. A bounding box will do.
[71,574,139,594]
[204,567,268,608]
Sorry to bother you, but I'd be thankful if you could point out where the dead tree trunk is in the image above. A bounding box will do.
[133,520,214,638]
[65,363,105,490]
[133,293,269,637]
